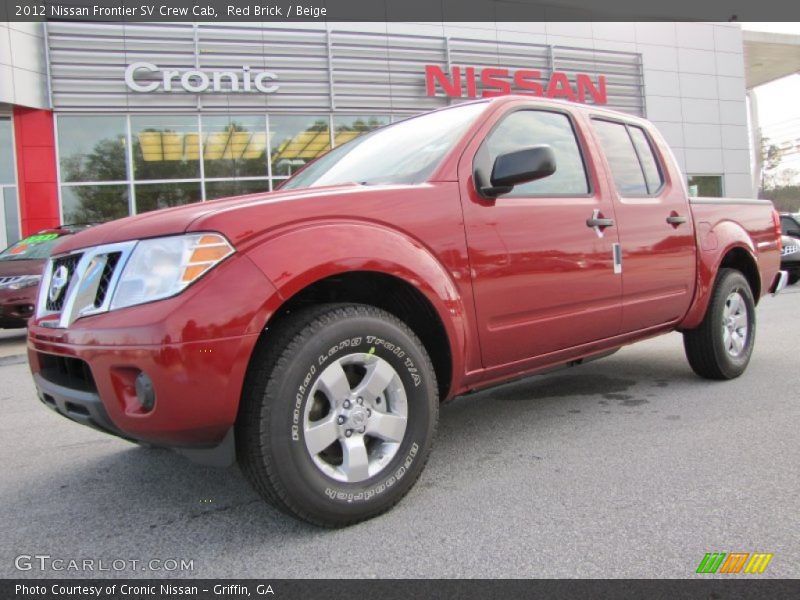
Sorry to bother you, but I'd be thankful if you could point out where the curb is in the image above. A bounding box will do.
[0,354,26,367]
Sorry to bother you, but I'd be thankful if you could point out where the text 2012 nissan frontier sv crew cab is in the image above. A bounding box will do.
[28,97,787,527]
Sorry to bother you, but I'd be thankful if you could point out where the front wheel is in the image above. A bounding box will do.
[683,268,756,380]
[237,303,439,527]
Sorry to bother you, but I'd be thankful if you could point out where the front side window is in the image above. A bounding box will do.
[479,110,589,196]
[282,103,486,190]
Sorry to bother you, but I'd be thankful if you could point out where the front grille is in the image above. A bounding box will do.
[94,252,121,307]
[35,239,136,326]
[38,352,97,393]
[45,253,83,312]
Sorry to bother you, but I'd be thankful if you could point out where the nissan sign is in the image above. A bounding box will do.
[425,64,608,104]
[124,62,279,94]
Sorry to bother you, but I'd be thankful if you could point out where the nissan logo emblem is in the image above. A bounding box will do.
[49,265,70,303]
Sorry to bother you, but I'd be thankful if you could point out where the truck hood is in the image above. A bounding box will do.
[52,184,366,254]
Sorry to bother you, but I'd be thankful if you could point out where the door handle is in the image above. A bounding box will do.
[587,209,615,237]
[666,214,688,226]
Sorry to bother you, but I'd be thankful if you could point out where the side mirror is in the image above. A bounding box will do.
[482,145,556,197]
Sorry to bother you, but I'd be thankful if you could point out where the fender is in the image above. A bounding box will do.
[679,219,757,330]
[242,219,470,398]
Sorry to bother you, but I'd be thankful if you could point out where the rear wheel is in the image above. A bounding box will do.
[683,268,756,380]
[237,303,438,527]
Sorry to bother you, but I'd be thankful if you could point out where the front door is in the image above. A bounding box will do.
[460,108,623,368]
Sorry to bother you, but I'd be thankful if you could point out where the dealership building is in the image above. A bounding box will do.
[0,20,797,248]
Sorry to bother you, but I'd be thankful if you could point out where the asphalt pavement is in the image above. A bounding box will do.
[1,288,798,578]
[0,328,26,361]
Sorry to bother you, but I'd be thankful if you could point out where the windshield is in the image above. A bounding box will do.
[0,233,65,261]
[281,102,487,190]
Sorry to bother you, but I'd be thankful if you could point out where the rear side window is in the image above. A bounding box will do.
[628,126,663,193]
[481,110,589,196]
[593,120,663,196]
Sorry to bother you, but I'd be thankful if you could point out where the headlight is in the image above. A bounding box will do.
[0,274,42,290]
[110,233,234,310]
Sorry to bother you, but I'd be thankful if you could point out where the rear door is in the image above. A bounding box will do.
[460,107,623,368]
[591,119,696,333]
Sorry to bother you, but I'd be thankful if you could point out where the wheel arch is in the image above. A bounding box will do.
[718,246,761,301]
[242,222,470,401]
[680,238,760,331]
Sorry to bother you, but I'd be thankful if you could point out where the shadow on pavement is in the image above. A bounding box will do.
[4,346,711,555]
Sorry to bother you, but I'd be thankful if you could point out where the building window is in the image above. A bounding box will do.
[0,118,15,185]
[57,116,129,224]
[206,179,270,200]
[332,115,390,145]
[0,117,20,246]
[58,116,127,182]
[131,116,201,181]
[55,113,392,223]
[60,185,129,225]
[687,175,724,198]
[269,115,331,178]
[135,181,202,214]
[203,115,268,180]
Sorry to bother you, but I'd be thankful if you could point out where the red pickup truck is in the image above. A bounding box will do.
[28,97,786,527]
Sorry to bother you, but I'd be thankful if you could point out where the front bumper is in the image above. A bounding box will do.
[34,371,127,439]
[27,253,278,457]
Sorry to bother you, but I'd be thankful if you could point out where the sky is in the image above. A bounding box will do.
[741,23,800,172]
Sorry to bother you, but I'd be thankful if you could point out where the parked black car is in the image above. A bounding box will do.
[780,212,800,239]
[781,234,800,286]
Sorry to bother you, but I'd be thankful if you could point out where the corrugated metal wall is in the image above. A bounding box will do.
[46,22,645,116]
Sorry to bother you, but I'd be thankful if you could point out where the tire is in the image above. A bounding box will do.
[683,268,756,380]
[236,303,439,527]
[788,272,799,286]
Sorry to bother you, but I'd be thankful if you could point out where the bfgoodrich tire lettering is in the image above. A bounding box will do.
[237,303,439,527]
[683,268,756,380]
